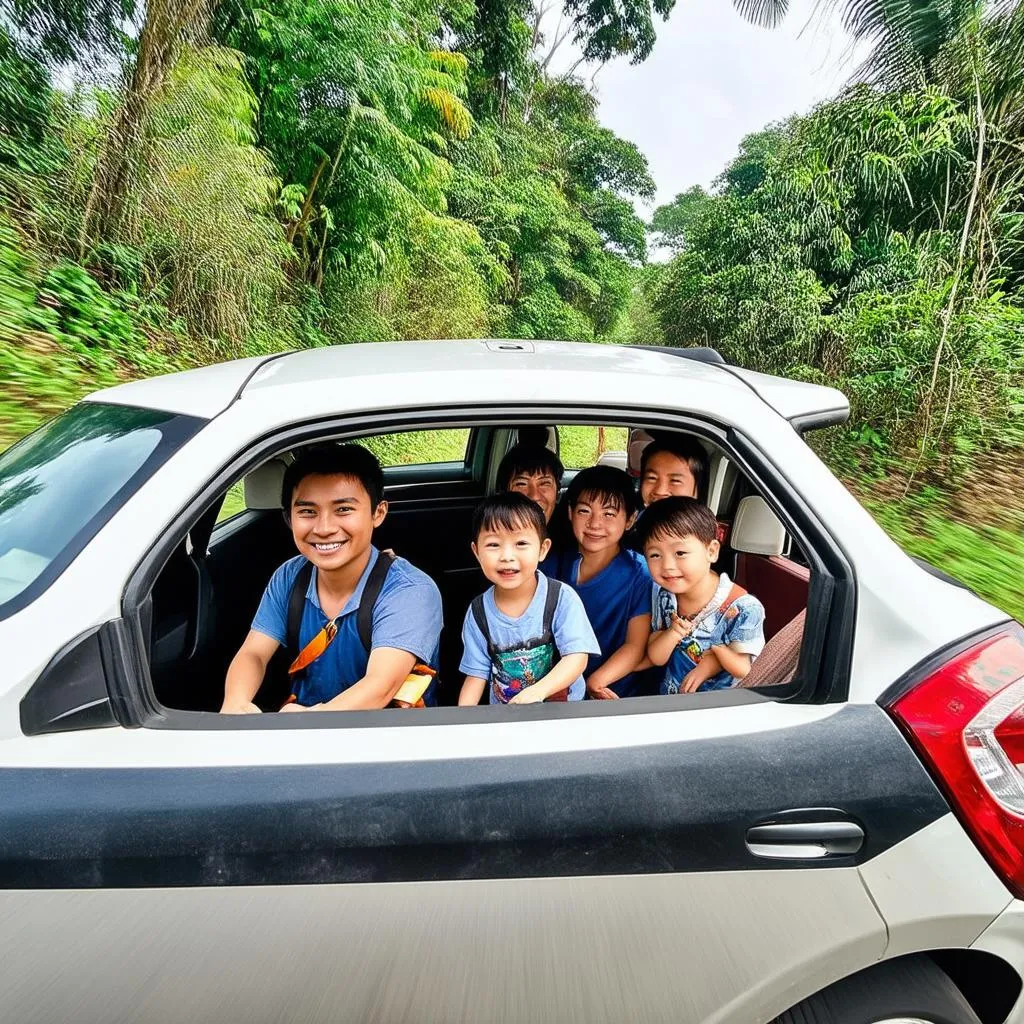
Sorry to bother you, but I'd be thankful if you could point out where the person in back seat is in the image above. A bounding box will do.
[458,493,598,706]
[221,444,442,713]
[640,497,765,694]
[638,434,709,506]
[550,466,652,699]
[498,441,563,525]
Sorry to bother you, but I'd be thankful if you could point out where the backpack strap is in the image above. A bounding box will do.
[356,551,395,655]
[542,577,562,636]
[718,581,748,614]
[470,594,493,654]
[286,560,314,656]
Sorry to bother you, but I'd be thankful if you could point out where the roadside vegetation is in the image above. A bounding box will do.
[1,0,1021,616]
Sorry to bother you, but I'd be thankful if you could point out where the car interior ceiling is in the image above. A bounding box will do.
[147,424,810,713]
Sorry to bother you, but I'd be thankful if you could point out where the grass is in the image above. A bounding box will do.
[865,497,1024,621]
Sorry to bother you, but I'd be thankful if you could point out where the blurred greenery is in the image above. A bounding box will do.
[2,0,1023,619]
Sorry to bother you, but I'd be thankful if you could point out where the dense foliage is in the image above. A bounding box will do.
[0,0,655,421]
[644,7,1024,473]
[2,0,1022,610]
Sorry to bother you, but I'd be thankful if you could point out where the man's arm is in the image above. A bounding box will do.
[283,647,418,711]
[587,614,651,699]
[510,652,589,704]
[222,630,280,713]
[459,675,487,706]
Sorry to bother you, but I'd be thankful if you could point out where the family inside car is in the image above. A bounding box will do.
[220,430,779,714]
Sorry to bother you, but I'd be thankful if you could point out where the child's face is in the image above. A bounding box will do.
[507,470,559,523]
[643,531,720,597]
[569,491,629,555]
[289,473,386,574]
[473,525,552,591]
[640,452,698,506]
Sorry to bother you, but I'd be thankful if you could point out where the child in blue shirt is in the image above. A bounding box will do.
[551,465,652,699]
[639,497,765,694]
[222,444,442,713]
[458,493,599,705]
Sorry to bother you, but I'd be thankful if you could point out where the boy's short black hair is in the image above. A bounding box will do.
[635,496,719,548]
[472,492,548,542]
[639,433,709,500]
[281,444,385,511]
[566,465,639,516]
[497,442,564,491]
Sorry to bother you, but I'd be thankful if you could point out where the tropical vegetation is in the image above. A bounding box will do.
[1,0,1022,615]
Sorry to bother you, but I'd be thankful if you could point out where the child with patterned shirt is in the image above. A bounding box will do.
[458,493,599,706]
[639,497,765,694]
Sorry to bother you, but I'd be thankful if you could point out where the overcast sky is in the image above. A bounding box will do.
[549,0,871,211]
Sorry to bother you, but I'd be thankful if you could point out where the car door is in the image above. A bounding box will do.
[1,663,953,1024]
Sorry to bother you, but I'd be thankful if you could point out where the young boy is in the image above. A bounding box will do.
[639,434,709,506]
[458,493,599,706]
[551,466,651,699]
[639,497,765,694]
[221,444,443,714]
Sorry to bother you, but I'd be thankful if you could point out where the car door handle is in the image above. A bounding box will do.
[745,821,864,860]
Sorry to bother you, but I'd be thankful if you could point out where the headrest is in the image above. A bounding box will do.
[596,450,627,471]
[731,495,787,557]
[244,457,289,510]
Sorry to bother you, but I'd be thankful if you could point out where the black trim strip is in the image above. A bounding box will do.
[790,407,851,433]
[0,704,947,888]
[227,350,295,406]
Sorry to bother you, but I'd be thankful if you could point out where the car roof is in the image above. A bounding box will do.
[84,339,848,427]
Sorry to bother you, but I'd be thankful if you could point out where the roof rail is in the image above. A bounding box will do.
[628,344,727,366]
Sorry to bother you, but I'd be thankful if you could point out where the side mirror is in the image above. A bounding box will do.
[20,626,119,736]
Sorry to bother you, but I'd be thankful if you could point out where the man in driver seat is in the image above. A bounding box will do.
[221,444,442,713]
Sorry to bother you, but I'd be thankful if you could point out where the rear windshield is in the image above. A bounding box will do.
[0,402,203,620]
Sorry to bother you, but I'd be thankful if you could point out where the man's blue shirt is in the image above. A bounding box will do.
[252,546,443,706]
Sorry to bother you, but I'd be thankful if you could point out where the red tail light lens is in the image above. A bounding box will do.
[886,624,1024,897]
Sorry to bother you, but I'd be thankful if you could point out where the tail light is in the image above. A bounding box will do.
[885,624,1024,897]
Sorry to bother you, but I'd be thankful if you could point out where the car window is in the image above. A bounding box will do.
[359,429,471,467]
[216,480,247,523]
[0,402,202,620]
[557,426,629,470]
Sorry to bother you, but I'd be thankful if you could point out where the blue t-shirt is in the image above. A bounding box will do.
[652,573,766,694]
[552,548,652,697]
[460,572,600,703]
[252,546,443,706]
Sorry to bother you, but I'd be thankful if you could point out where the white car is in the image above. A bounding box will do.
[1,339,1022,1024]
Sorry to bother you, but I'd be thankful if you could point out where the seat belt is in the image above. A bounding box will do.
[286,551,396,658]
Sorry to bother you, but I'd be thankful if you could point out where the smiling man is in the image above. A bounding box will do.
[221,444,442,714]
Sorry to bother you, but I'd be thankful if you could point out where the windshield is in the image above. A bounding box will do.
[0,402,203,620]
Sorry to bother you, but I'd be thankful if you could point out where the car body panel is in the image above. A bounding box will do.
[0,340,1018,1020]
[719,364,850,425]
[973,900,1024,1023]
[858,812,1012,957]
[86,353,280,418]
[0,868,886,1024]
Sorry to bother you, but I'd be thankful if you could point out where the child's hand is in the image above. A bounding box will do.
[586,680,619,700]
[681,668,707,694]
[220,700,262,715]
[509,686,545,705]
[670,614,694,639]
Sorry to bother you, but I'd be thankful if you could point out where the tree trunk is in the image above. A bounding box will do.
[80,0,214,251]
